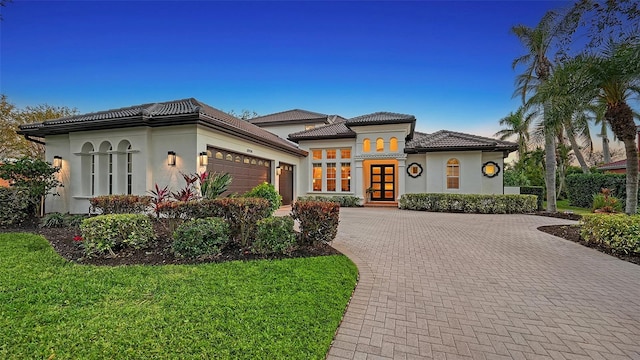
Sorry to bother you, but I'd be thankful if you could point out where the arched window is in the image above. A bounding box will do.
[446,158,460,189]
[376,138,384,152]
[390,137,398,152]
[126,144,133,194]
[363,138,371,153]
[108,145,113,194]
[81,142,95,196]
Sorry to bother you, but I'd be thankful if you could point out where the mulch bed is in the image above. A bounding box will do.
[535,212,640,266]
[0,221,340,266]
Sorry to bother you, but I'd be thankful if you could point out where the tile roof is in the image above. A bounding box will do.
[288,120,356,141]
[405,130,518,153]
[18,98,306,156]
[597,159,629,170]
[346,112,416,126]
[248,109,332,125]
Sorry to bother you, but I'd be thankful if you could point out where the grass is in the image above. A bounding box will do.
[0,233,358,359]
[543,199,592,215]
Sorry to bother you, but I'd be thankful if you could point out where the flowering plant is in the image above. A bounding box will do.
[73,235,83,242]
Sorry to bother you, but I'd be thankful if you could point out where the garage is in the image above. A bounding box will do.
[278,163,294,205]
[207,146,271,195]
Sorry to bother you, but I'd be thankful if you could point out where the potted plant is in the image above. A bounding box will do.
[366,187,374,201]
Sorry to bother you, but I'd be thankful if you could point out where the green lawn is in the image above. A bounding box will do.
[0,233,358,359]
[544,199,591,215]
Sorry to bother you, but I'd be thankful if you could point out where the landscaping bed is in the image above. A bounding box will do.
[1,220,339,266]
[538,222,640,266]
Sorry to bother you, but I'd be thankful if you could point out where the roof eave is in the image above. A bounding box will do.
[250,118,329,126]
[288,133,357,143]
[405,146,517,154]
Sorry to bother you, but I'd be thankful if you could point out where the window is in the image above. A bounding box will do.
[341,163,351,191]
[363,138,371,152]
[215,152,223,159]
[376,138,384,152]
[390,137,398,152]
[305,124,315,130]
[327,163,336,191]
[108,146,113,195]
[312,164,322,191]
[91,153,96,196]
[127,144,132,195]
[446,158,460,189]
[310,148,352,192]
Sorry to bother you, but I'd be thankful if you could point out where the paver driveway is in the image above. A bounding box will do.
[327,208,640,360]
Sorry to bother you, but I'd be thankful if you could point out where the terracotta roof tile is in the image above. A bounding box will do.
[19,98,305,155]
[288,120,356,141]
[406,130,517,152]
[597,159,631,170]
[249,109,330,124]
[347,112,415,125]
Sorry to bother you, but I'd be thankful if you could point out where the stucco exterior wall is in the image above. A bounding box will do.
[481,152,506,194]
[46,125,306,214]
[405,154,427,194]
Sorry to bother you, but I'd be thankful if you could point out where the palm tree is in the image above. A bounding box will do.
[585,42,640,213]
[494,106,534,158]
[589,102,612,164]
[512,11,563,212]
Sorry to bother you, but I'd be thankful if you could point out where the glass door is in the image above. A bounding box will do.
[370,165,395,201]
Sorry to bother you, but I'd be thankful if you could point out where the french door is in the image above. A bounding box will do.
[370,165,395,201]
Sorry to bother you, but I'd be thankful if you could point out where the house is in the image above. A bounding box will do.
[597,126,640,173]
[17,98,517,214]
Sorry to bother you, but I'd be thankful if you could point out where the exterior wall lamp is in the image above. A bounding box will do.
[276,166,282,176]
[53,156,62,168]
[167,151,176,166]
[199,152,208,166]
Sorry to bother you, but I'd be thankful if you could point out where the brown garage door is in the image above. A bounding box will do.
[279,163,294,205]
[207,147,271,196]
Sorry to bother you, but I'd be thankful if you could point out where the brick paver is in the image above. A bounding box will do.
[327,208,640,360]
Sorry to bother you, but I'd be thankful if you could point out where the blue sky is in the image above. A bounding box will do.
[1,0,569,138]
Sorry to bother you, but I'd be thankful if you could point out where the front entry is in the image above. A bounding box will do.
[370,165,395,201]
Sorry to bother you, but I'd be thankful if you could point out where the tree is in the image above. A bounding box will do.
[0,0,12,21]
[494,106,534,158]
[0,157,62,216]
[512,11,564,212]
[227,109,259,120]
[0,95,77,159]
[583,42,640,213]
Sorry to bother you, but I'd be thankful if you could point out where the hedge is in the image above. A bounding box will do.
[566,173,631,208]
[90,195,152,214]
[399,193,537,214]
[520,186,544,211]
[297,195,361,207]
[580,214,640,255]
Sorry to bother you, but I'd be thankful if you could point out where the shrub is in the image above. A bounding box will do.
[253,216,296,255]
[566,173,629,208]
[520,186,544,211]
[40,212,66,228]
[399,193,537,214]
[592,188,622,213]
[172,217,230,258]
[580,214,640,255]
[297,195,361,207]
[66,214,87,228]
[89,195,151,214]
[200,172,232,199]
[215,197,271,246]
[0,187,32,227]
[80,214,155,257]
[244,182,282,215]
[292,201,340,245]
[0,157,62,216]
